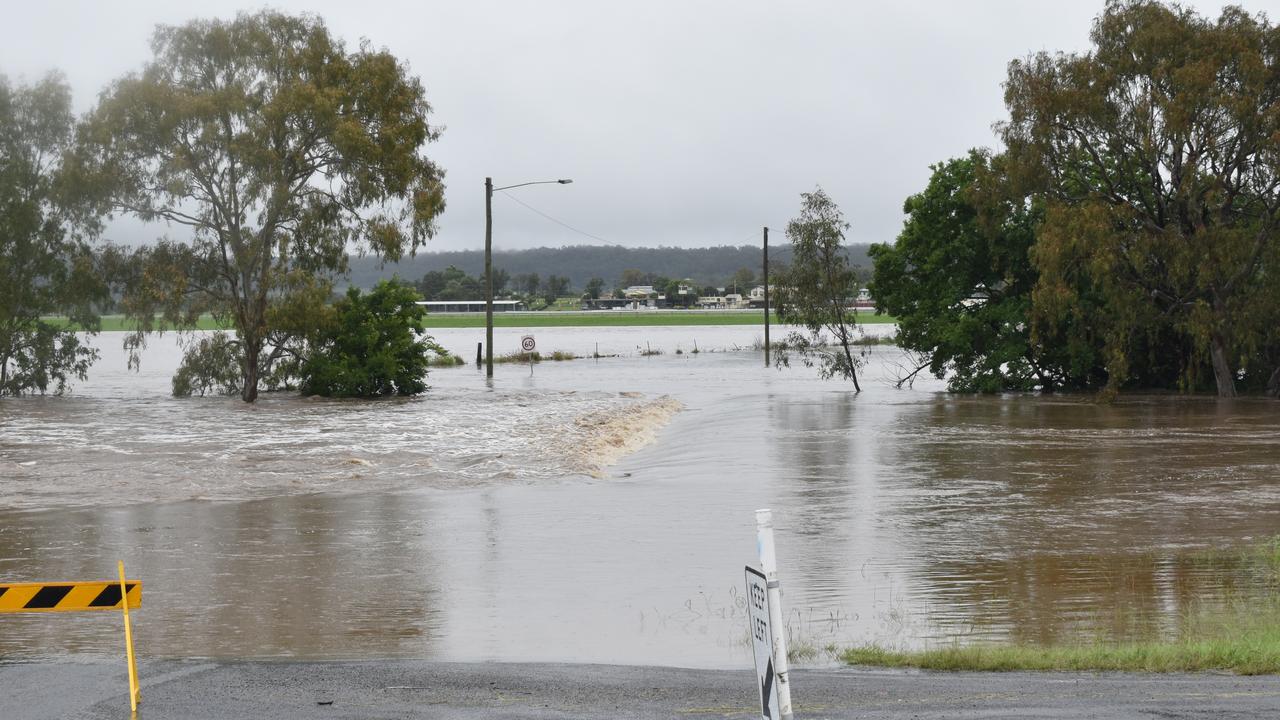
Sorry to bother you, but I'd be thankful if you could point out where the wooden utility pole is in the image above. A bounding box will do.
[483,177,570,380]
[763,226,771,367]
[485,177,494,378]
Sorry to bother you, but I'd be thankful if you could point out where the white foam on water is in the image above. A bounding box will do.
[570,396,684,477]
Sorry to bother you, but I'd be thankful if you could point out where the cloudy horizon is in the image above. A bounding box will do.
[4,0,1277,253]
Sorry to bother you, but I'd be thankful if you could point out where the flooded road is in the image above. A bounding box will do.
[1,326,1278,666]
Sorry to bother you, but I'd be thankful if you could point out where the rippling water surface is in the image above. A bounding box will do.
[1,325,1278,666]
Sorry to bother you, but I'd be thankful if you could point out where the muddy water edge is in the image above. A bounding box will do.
[0,327,1278,667]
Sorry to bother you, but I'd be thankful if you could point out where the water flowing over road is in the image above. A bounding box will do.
[1,325,1278,667]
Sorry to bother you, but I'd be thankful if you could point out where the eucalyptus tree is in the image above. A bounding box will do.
[870,152,1074,392]
[1003,0,1280,397]
[0,74,111,396]
[72,11,446,401]
[773,187,863,392]
[542,275,572,306]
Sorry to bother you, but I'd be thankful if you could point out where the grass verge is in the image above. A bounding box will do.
[842,632,1280,675]
[842,539,1280,675]
[426,352,467,367]
[492,350,578,363]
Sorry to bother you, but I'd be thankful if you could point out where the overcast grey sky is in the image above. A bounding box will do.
[4,1,1278,252]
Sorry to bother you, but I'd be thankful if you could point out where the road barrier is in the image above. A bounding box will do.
[0,561,143,713]
[0,580,140,612]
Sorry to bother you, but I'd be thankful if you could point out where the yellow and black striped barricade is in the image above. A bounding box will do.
[0,561,143,713]
[0,579,140,612]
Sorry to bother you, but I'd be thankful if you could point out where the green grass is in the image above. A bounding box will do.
[842,632,1280,675]
[842,538,1280,675]
[426,352,467,367]
[492,350,579,363]
[545,296,582,311]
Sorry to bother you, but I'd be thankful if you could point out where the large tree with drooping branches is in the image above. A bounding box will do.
[1003,0,1280,397]
[72,11,446,401]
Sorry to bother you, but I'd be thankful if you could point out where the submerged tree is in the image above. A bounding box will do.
[1003,0,1280,397]
[773,187,864,392]
[869,151,1095,392]
[71,11,446,401]
[0,74,111,396]
[300,280,440,397]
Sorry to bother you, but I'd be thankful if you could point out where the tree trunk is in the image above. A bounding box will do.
[1266,366,1280,399]
[1209,332,1237,398]
[241,336,261,403]
[840,334,862,393]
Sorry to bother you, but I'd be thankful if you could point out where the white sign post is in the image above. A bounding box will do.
[745,565,781,720]
[756,509,793,719]
[520,335,536,375]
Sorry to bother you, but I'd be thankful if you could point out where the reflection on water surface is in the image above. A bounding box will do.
[0,328,1277,666]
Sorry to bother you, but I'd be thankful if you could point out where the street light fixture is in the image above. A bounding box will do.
[484,177,574,378]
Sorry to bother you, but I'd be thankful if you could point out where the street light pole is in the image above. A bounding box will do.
[485,177,495,377]
[484,178,573,379]
[763,226,770,367]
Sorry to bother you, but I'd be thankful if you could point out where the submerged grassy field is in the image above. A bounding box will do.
[48,315,226,331]
[843,538,1280,675]
[59,311,896,331]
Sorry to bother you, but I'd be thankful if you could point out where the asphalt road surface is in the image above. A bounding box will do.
[4,660,1280,719]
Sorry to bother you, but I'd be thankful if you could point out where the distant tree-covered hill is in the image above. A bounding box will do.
[347,244,872,291]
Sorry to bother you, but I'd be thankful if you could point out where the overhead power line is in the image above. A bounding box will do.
[499,191,769,248]
[498,191,612,243]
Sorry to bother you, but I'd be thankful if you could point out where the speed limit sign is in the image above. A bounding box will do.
[520,335,536,353]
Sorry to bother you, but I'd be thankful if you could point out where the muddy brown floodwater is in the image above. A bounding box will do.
[0,326,1278,667]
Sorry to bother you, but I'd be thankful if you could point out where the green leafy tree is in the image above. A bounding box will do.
[0,74,111,396]
[584,277,605,300]
[1002,0,1280,397]
[415,268,448,300]
[514,272,541,298]
[870,152,1087,392]
[301,280,438,397]
[730,267,755,295]
[170,332,243,397]
[662,279,697,307]
[71,11,446,402]
[492,267,510,296]
[620,268,647,288]
[543,274,570,304]
[417,265,483,301]
[773,187,864,391]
